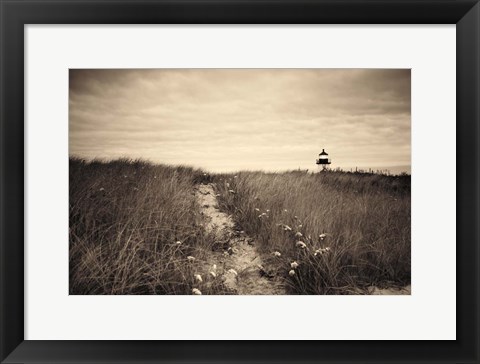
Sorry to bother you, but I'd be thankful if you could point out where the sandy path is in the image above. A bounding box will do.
[195,183,285,295]
[370,285,411,295]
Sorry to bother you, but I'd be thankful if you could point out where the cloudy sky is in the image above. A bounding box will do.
[69,69,411,173]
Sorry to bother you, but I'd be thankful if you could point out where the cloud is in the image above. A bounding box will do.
[69,69,410,172]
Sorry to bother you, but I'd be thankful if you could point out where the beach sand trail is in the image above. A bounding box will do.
[195,183,285,295]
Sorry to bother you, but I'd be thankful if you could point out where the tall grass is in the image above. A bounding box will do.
[69,158,222,295]
[214,170,411,294]
[70,158,410,295]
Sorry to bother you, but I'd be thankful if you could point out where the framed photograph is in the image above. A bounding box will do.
[1,0,478,363]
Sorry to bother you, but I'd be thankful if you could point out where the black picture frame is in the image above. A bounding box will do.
[1,0,479,363]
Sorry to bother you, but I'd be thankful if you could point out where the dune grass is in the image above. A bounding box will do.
[214,170,411,294]
[70,158,410,295]
[69,157,222,295]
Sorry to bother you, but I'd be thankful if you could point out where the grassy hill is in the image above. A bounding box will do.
[69,158,223,294]
[69,158,410,295]
[214,170,410,294]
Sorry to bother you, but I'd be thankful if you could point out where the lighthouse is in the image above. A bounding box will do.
[316,149,331,171]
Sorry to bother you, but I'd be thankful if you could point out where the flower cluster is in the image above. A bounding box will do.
[288,261,299,276]
[314,247,331,256]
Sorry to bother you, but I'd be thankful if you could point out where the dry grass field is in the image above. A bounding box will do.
[69,158,225,295]
[69,158,410,295]
[214,170,411,294]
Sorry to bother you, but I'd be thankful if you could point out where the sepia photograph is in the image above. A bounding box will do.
[69,69,411,295]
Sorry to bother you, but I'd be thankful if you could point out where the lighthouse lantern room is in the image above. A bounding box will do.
[316,149,331,170]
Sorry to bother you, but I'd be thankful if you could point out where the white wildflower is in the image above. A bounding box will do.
[228,189,235,194]
[187,256,195,262]
[254,208,260,212]
[296,241,307,249]
[212,264,217,271]
[319,233,327,240]
[283,225,292,231]
[289,270,296,276]
[314,247,331,256]
[210,271,217,278]
[194,274,203,283]
[175,241,182,245]
[273,251,281,257]
[228,269,238,277]
[290,261,299,269]
[192,288,202,295]
[295,232,303,238]
[99,187,105,191]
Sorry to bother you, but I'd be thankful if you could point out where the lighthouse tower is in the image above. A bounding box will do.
[316,149,331,171]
